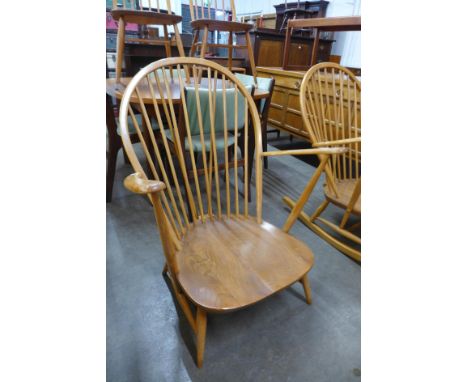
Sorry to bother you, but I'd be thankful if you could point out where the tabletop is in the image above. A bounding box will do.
[106,77,270,104]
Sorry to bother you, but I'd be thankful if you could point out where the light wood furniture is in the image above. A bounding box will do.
[257,66,309,139]
[282,63,361,261]
[106,76,269,103]
[118,57,345,367]
[111,0,186,81]
[283,16,361,70]
[188,0,257,78]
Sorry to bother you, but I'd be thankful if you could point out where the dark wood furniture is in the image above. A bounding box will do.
[236,28,333,70]
[283,16,361,70]
[274,1,329,31]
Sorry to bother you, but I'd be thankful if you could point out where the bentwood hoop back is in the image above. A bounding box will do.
[283,62,361,261]
[117,58,349,367]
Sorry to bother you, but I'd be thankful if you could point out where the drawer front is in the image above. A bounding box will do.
[288,43,312,66]
[258,70,309,139]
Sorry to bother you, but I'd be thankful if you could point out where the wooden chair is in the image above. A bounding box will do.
[188,0,257,79]
[162,81,255,199]
[282,62,361,262]
[111,0,185,82]
[118,57,345,367]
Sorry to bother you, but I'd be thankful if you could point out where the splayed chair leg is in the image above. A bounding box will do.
[196,306,207,368]
[300,274,312,305]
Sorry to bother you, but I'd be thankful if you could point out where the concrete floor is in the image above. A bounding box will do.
[107,135,361,382]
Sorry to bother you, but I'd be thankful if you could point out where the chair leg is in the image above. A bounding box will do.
[300,274,312,305]
[244,31,257,81]
[106,147,119,203]
[115,17,125,82]
[262,120,268,169]
[196,306,207,368]
[282,156,329,233]
[189,29,200,58]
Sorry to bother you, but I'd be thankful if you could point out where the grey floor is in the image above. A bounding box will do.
[107,135,361,382]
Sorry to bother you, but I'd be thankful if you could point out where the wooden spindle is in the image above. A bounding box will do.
[230,0,236,20]
[207,69,222,218]
[154,73,191,228]
[193,75,213,218]
[176,66,205,222]
[243,95,249,217]
[222,76,230,218]
[133,84,181,238]
[234,84,239,216]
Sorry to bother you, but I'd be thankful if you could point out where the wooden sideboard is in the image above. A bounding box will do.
[257,66,309,139]
[257,66,361,140]
[236,28,333,71]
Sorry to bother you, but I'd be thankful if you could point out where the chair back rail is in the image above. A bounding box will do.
[189,0,236,21]
[300,62,361,184]
[112,0,166,12]
[119,58,263,256]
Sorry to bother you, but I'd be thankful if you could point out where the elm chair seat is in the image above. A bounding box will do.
[111,9,182,25]
[190,19,253,32]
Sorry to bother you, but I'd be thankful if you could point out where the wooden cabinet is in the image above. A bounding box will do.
[236,28,333,72]
[274,1,329,31]
[257,66,309,140]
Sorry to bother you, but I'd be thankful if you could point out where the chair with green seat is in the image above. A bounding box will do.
[163,83,254,199]
[234,73,275,169]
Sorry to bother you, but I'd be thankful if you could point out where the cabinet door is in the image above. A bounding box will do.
[257,39,284,67]
[288,43,312,66]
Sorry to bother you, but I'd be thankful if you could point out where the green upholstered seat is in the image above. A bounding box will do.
[234,73,273,113]
[165,84,251,153]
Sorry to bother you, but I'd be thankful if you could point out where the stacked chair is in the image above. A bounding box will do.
[111,0,186,81]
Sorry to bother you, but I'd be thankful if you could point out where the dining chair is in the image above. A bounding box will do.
[118,57,345,367]
[163,81,254,199]
[188,0,257,79]
[234,73,275,169]
[282,62,361,262]
[111,0,185,81]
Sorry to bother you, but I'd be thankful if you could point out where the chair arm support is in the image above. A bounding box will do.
[124,172,166,194]
[313,137,361,147]
[262,147,348,157]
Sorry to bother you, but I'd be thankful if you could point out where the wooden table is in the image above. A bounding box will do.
[283,16,361,70]
[106,77,270,103]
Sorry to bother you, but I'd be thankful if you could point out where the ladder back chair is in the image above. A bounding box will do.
[111,0,185,81]
[118,57,345,367]
[188,0,257,80]
[282,62,361,261]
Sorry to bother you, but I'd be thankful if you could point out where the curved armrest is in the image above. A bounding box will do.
[262,147,348,157]
[314,137,361,147]
[124,172,166,194]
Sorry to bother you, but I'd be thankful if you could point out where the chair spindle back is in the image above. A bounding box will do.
[300,62,361,183]
[189,0,236,21]
[119,58,263,245]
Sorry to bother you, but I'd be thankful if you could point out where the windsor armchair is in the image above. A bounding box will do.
[111,0,185,81]
[118,57,345,367]
[188,0,257,78]
[282,63,361,262]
